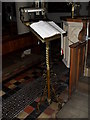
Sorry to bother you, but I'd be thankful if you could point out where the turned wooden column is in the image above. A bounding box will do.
[78,20,87,42]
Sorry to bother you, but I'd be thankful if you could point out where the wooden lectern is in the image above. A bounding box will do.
[19,7,66,105]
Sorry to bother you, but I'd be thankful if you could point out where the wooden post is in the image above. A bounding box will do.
[69,48,73,97]
[76,48,80,89]
[69,47,77,97]
[69,41,86,97]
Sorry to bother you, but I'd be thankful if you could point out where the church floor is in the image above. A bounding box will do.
[56,90,88,118]
[56,75,89,119]
[1,59,69,119]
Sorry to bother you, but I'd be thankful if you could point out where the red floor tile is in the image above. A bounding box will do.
[24,105,35,114]
[44,107,55,116]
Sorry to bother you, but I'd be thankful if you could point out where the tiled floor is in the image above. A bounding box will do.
[2,61,69,119]
[14,88,68,120]
[15,98,49,119]
[2,59,88,119]
[2,63,44,100]
[38,89,69,119]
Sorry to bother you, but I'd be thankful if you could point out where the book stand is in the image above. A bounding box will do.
[25,22,63,110]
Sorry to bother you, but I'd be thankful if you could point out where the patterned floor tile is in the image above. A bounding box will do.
[32,71,38,75]
[12,117,20,120]
[26,71,33,76]
[2,86,11,93]
[15,75,25,81]
[30,101,38,108]
[24,105,35,114]
[24,76,30,80]
[14,82,21,86]
[10,79,17,84]
[13,87,21,92]
[2,94,9,99]
[2,60,69,119]
[27,74,34,78]
[38,112,50,118]
[49,102,58,111]
[18,79,25,83]
[17,111,29,119]
[39,103,49,112]
[24,109,40,119]
[27,77,34,81]
[50,111,58,118]
[8,84,16,89]
[24,100,49,119]
[58,88,68,103]
[44,106,55,116]
[34,97,40,103]
[61,75,68,82]
[4,82,12,87]
[33,75,39,79]
[8,90,16,96]
[23,80,31,84]
[0,90,5,96]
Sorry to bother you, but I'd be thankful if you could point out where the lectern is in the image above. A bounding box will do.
[19,7,66,103]
[29,21,65,103]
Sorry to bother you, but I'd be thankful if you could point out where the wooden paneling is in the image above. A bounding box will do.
[2,32,40,55]
[88,40,90,54]
[69,41,86,97]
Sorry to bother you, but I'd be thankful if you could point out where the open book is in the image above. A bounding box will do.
[30,21,66,40]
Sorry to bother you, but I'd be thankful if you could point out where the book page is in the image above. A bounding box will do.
[48,21,66,34]
[30,20,65,39]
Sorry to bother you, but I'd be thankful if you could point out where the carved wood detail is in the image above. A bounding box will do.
[78,20,87,41]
